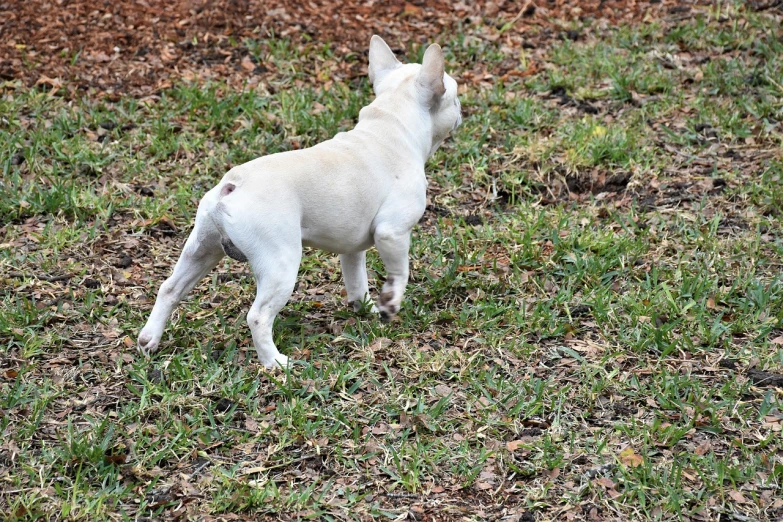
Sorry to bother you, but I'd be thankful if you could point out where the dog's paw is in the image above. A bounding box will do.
[378,306,400,323]
[377,299,399,323]
[138,330,160,356]
[261,353,290,370]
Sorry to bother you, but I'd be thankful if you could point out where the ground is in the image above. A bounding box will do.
[1,0,783,521]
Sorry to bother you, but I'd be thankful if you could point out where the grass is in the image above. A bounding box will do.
[1,2,783,520]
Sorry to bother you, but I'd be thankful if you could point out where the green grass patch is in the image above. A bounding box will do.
[1,3,782,520]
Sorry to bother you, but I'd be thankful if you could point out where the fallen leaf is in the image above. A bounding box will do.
[241,466,267,476]
[241,56,256,72]
[403,2,422,15]
[434,384,452,397]
[371,423,389,435]
[728,490,746,503]
[474,396,492,409]
[619,447,643,467]
[594,477,615,489]
[506,440,525,451]
[104,453,127,465]
[245,418,259,433]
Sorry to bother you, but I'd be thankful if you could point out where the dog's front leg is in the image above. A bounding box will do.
[373,226,411,322]
[339,251,377,313]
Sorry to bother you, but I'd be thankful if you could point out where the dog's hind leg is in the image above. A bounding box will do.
[244,240,302,368]
[340,251,377,313]
[139,192,224,354]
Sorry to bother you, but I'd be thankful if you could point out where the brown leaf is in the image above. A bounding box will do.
[474,396,492,409]
[706,296,717,309]
[3,369,18,379]
[728,490,747,503]
[371,423,389,435]
[104,454,127,465]
[619,447,643,467]
[403,2,423,16]
[594,477,615,489]
[506,440,525,451]
[245,418,259,433]
[693,442,711,456]
[434,384,452,397]
[241,56,256,72]
[770,335,783,345]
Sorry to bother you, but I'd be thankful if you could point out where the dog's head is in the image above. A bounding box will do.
[368,35,462,156]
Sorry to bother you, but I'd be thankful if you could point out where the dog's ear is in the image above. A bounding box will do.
[368,35,401,90]
[416,43,446,105]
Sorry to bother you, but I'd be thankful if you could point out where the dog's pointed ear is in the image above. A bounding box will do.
[368,35,400,90]
[416,43,446,104]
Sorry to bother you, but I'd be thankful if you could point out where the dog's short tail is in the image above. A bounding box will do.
[208,182,248,262]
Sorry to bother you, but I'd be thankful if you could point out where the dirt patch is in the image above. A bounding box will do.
[747,369,783,387]
[566,170,632,195]
[1,0,703,98]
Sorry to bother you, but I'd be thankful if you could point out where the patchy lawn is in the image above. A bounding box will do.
[1,1,782,520]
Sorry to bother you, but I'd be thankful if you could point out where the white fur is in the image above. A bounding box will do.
[138,36,462,368]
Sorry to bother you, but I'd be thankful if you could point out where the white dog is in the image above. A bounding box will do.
[138,35,462,368]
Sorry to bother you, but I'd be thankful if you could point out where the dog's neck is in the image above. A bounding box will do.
[354,95,433,162]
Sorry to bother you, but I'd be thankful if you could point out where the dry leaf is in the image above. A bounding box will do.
[241,466,267,476]
[619,447,643,467]
[434,384,452,397]
[728,490,746,503]
[104,453,127,465]
[245,418,259,433]
[506,440,525,451]
[241,56,256,72]
[594,477,615,489]
[371,423,388,435]
[403,2,423,15]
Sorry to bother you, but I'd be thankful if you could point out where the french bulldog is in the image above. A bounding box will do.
[138,35,462,368]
